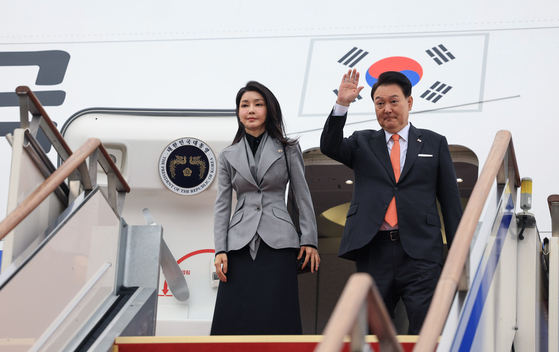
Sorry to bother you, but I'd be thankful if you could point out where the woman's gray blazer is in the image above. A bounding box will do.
[213,136,318,254]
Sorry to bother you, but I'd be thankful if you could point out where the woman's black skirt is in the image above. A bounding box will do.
[210,241,302,335]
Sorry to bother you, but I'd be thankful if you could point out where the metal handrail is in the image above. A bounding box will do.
[413,130,520,352]
[0,138,130,241]
[16,86,73,159]
[315,273,403,352]
[16,85,93,191]
[13,85,129,201]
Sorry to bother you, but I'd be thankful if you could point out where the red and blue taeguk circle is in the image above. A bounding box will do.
[365,57,423,87]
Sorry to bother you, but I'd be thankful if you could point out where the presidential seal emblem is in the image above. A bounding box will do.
[159,138,216,195]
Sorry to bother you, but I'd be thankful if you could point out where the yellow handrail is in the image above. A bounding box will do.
[315,273,403,352]
[413,130,519,351]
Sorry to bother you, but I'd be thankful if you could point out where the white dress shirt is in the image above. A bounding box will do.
[332,103,410,231]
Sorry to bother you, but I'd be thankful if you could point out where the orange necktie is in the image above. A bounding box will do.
[385,134,400,227]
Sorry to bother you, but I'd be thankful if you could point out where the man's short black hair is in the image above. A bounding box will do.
[370,71,412,100]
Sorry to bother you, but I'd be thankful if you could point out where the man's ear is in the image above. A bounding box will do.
[408,96,413,111]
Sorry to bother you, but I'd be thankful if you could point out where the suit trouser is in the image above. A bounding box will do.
[355,231,442,335]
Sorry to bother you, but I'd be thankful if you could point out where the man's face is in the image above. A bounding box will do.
[373,84,413,133]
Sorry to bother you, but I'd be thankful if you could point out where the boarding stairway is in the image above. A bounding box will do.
[113,134,558,352]
[0,87,557,351]
[0,87,187,352]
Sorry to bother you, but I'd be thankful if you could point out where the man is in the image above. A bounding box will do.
[320,69,463,334]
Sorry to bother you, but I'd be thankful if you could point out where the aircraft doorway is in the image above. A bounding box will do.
[295,145,478,335]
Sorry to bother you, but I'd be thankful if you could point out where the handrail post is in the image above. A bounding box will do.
[496,139,520,208]
[17,92,30,129]
[29,113,42,140]
[548,195,559,352]
[506,145,519,204]
[549,195,559,238]
[14,86,95,196]
[107,172,117,214]
[88,148,99,190]
[350,303,368,352]
[16,86,74,161]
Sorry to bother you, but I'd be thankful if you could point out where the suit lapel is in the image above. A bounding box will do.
[223,139,259,188]
[369,129,396,183]
[401,124,423,181]
[256,136,284,185]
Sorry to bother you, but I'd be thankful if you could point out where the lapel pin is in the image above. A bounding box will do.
[278,149,283,153]
[417,139,422,143]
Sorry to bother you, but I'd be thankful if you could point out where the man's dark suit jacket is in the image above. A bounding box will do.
[320,112,463,265]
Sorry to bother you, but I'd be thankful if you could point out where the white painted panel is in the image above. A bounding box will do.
[0,191,119,352]
[1,129,65,272]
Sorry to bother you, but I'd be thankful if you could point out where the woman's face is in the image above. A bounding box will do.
[239,91,267,137]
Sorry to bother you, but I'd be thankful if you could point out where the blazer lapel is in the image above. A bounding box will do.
[256,137,284,185]
[369,129,396,183]
[223,139,259,188]
[401,124,423,181]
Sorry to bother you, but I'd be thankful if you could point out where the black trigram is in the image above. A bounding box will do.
[338,47,369,68]
[426,44,455,65]
[420,81,452,103]
[333,89,362,101]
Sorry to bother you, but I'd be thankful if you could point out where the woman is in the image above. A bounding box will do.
[211,81,320,335]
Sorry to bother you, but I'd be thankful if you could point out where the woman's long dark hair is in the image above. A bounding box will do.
[231,81,297,147]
